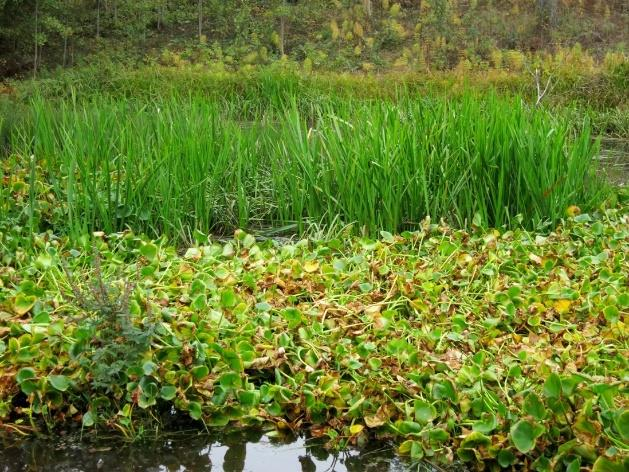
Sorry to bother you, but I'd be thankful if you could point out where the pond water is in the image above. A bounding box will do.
[0,430,440,472]
[599,138,629,186]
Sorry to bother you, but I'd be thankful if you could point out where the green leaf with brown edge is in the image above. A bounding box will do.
[13,294,37,315]
[460,431,492,449]
[592,457,625,472]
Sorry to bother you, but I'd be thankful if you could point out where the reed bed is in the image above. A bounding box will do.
[3,92,608,242]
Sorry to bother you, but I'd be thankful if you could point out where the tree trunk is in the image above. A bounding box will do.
[63,36,68,67]
[33,0,39,78]
[198,0,203,41]
[96,0,101,38]
[279,15,285,56]
[363,0,372,17]
[157,2,163,31]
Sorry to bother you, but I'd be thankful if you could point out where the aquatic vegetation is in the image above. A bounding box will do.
[2,93,610,242]
[0,207,627,469]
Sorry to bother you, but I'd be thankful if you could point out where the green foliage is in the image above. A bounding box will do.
[3,90,611,243]
[0,207,627,466]
[62,252,156,392]
[1,0,627,76]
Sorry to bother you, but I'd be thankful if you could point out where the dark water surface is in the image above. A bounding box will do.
[0,430,436,472]
[599,138,629,186]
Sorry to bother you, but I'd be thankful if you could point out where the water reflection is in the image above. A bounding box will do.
[598,138,629,186]
[0,430,424,471]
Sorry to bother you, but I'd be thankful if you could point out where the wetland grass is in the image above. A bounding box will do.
[3,92,609,242]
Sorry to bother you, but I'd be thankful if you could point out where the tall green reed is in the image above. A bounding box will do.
[5,91,608,243]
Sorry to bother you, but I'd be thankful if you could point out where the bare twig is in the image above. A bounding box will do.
[524,63,553,107]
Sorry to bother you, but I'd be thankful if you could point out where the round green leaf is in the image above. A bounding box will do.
[510,419,545,453]
[397,420,422,435]
[48,375,70,392]
[20,379,39,395]
[414,399,436,423]
[615,410,629,441]
[191,365,209,380]
[603,305,619,323]
[220,289,237,308]
[142,361,158,376]
[472,412,498,434]
[82,411,95,427]
[238,390,260,406]
[497,449,516,467]
[140,243,159,261]
[432,380,457,402]
[188,401,203,420]
[592,457,625,472]
[16,367,36,384]
[219,372,242,389]
[160,385,177,400]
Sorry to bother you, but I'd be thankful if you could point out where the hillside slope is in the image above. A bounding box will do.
[1,0,628,77]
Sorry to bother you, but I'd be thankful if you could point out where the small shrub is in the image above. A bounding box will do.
[63,251,155,392]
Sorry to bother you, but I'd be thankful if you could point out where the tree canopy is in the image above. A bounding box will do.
[1,0,627,76]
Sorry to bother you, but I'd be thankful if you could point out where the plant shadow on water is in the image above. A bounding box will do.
[0,430,451,472]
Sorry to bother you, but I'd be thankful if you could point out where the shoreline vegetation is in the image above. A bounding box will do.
[0,207,627,469]
[0,78,621,243]
[2,61,628,141]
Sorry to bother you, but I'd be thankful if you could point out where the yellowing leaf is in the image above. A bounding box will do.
[554,299,572,314]
[304,260,320,273]
[365,414,387,428]
[529,253,542,265]
[457,253,473,265]
[349,424,364,435]
[566,205,581,217]
[364,304,383,316]
[184,248,202,260]
[13,294,37,315]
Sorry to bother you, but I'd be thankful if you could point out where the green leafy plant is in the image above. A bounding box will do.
[62,250,155,392]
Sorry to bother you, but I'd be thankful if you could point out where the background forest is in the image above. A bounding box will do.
[1,0,628,77]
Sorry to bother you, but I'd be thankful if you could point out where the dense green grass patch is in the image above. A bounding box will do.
[3,92,610,242]
[9,64,629,108]
[0,208,626,469]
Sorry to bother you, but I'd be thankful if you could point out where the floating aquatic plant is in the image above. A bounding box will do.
[0,207,627,469]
